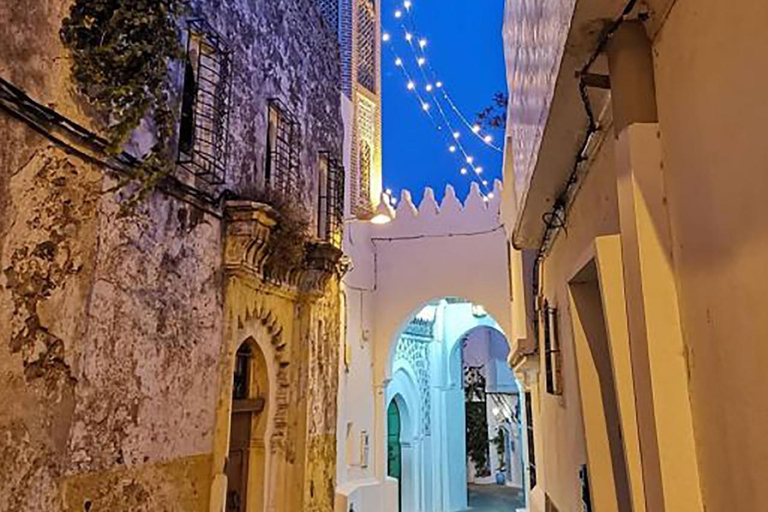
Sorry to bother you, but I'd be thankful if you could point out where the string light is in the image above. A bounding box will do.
[386,6,496,195]
[383,33,391,42]
[488,192,495,199]
[387,10,503,194]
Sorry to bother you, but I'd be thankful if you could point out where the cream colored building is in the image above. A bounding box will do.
[502,1,768,511]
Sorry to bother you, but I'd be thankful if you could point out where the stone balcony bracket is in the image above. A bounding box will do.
[224,200,279,275]
[224,200,345,295]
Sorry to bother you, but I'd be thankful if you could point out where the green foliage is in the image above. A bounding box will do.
[492,427,506,470]
[475,92,509,132]
[60,0,183,207]
[240,186,313,279]
[466,402,491,477]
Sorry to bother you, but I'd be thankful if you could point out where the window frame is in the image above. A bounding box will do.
[265,98,301,199]
[317,151,345,247]
[176,18,233,185]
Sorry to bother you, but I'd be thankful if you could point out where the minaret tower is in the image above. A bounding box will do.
[316,0,382,216]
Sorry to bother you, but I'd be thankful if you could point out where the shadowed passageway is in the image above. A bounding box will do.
[465,484,526,512]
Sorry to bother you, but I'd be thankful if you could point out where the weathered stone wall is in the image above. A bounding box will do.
[184,0,344,213]
[0,126,223,511]
[1,0,345,511]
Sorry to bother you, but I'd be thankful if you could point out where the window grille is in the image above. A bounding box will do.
[233,343,252,400]
[525,391,537,489]
[357,0,377,93]
[543,302,563,395]
[177,19,232,185]
[266,99,301,199]
[316,0,340,37]
[317,152,345,248]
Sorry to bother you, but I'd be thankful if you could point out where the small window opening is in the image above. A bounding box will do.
[233,344,252,400]
[317,152,345,247]
[176,18,232,185]
[265,99,300,199]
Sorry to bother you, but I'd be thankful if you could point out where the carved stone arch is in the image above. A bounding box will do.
[234,299,290,451]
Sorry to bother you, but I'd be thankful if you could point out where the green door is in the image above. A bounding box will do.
[387,400,402,511]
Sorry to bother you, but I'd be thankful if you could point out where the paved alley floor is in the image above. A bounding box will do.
[464,484,526,512]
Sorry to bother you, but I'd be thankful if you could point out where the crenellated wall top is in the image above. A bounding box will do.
[373,180,504,239]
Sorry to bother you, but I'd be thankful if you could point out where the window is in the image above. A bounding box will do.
[177,19,232,185]
[543,302,563,395]
[233,343,252,400]
[266,99,300,198]
[317,152,345,247]
[525,391,537,489]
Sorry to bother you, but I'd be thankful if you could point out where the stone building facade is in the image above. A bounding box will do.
[501,1,768,512]
[0,1,347,511]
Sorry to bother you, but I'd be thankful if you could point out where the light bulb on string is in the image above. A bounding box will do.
[488,193,495,199]
[466,156,474,164]
[395,57,403,66]
[425,84,433,92]
[476,167,483,174]
[407,80,415,90]
[395,9,403,18]
[460,168,468,175]
[404,0,412,9]
[472,124,481,134]
[422,102,430,111]
[383,33,391,42]
[417,57,426,67]
[436,81,443,88]
[449,145,456,153]
[453,131,460,139]
[405,32,413,42]
[419,38,428,49]
[483,135,493,143]
[482,179,489,186]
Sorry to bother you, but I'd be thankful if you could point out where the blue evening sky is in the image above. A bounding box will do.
[381,0,507,206]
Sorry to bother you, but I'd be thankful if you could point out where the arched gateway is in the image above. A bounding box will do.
[336,183,531,512]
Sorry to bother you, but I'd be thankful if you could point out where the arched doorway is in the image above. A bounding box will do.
[386,298,527,512]
[387,400,403,512]
[226,340,269,512]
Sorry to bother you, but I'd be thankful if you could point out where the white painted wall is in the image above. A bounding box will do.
[336,183,515,512]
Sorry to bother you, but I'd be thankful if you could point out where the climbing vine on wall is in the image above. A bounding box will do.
[466,402,491,477]
[60,0,183,206]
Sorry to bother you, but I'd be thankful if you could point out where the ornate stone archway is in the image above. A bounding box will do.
[209,200,346,512]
